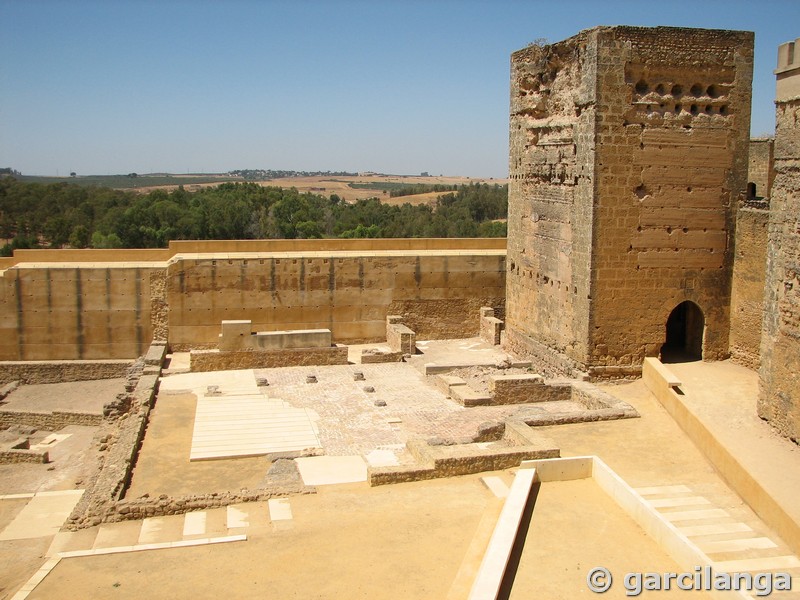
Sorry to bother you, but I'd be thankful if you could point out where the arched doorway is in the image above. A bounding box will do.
[660,301,704,363]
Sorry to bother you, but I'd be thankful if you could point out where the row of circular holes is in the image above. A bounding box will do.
[635,81,723,99]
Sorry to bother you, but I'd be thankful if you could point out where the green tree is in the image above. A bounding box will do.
[69,224,91,248]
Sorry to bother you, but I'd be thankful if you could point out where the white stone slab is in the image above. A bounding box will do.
[158,369,259,395]
[183,511,207,537]
[469,467,536,600]
[635,484,693,496]
[679,522,752,537]
[190,393,321,460]
[0,490,84,541]
[662,508,729,522]
[29,434,71,452]
[226,505,249,529]
[713,555,800,572]
[697,537,778,554]
[481,476,511,499]
[365,448,400,467]
[138,517,168,544]
[648,496,711,508]
[268,499,293,521]
[92,521,141,549]
[295,456,367,486]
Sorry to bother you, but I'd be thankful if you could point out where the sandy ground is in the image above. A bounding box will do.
[29,474,500,600]
[1,379,125,415]
[0,425,98,495]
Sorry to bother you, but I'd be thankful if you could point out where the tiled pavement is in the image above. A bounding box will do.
[253,362,578,463]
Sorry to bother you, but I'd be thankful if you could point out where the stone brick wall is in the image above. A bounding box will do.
[730,207,769,369]
[168,250,505,348]
[0,240,505,360]
[506,26,753,378]
[360,350,404,364]
[0,360,132,386]
[488,375,571,404]
[748,138,775,200]
[0,264,165,360]
[0,410,103,430]
[66,350,161,528]
[386,316,416,354]
[479,307,503,345]
[758,45,800,442]
[506,33,594,374]
[0,449,49,464]
[189,346,349,372]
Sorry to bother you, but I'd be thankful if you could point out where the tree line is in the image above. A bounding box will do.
[0,178,507,254]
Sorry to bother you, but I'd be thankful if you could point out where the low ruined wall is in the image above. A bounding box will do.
[67,357,160,529]
[489,375,571,404]
[104,484,313,523]
[0,410,103,430]
[730,207,769,370]
[189,346,348,372]
[0,360,132,386]
[0,449,49,464]
[360,350,404,364]
[369,425,559,486]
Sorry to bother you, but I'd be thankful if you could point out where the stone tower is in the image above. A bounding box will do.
[759,38,800,442]
[505,26,754,378]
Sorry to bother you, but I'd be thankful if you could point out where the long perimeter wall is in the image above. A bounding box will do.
[0,239,506,360]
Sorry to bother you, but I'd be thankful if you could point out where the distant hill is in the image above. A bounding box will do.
[16,173,241,190]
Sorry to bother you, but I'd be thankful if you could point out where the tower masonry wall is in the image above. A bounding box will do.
[748,138,775,200]
[506,26,753,379]
[730,207,769,369]
[759,38,800,442]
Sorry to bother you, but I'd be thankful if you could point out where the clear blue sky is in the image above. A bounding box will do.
[1,0,797,178]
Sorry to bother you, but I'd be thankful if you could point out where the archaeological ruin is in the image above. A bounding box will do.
[0,24,799,600]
